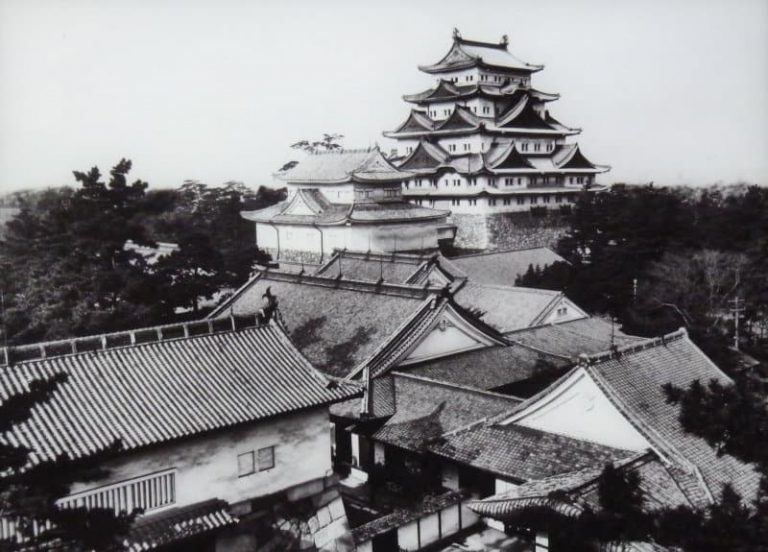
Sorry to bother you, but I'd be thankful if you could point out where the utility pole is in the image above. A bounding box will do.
[729,297,745,351]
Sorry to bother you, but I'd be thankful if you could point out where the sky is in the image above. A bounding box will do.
[0,0,767,194]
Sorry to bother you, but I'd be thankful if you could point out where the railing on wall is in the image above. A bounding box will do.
[57,469,177,514]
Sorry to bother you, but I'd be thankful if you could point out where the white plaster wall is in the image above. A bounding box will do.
[67,408,333,509]
[504,368,651,451]
[441,504,461,536]
[420,512,441,547]
[398,521,420,551]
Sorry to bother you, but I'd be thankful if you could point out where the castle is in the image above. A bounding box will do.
[385,29,609,249]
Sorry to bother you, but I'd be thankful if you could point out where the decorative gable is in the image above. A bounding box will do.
[535,297,587,326]
[283,192,321,215]
[501,367,650,452]
[400,305,499,366]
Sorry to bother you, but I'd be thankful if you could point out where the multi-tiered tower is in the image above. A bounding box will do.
[385,30,609,250]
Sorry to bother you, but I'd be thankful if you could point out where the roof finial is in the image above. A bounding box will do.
[501,34,509,47]
[453,27,461,40]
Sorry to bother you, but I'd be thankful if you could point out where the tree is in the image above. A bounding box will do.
[278,133,344,172]
[0,375,135,551]
[0,160,166,344]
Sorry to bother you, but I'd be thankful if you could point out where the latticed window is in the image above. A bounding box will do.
[257,446,275,471]
[57,470,176,514]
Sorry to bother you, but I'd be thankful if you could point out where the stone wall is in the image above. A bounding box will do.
[449,211,569,252]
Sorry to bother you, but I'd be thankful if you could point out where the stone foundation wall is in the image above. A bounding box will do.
[264,247,325,266]
[449,212,569,252]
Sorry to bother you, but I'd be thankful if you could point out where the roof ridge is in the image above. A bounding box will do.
[466,281,561,296]
[252,268,435,299]
[309,147,374,156]
[1,315,272,367]
[582,328,688,365]
[451,245,557,259]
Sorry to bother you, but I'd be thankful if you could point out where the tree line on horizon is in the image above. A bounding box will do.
[0,159,286,346]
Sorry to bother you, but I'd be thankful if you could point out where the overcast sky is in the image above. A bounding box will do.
[1,0,766,194]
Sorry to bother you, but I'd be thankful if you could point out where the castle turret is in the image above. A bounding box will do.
[242,147,455,265]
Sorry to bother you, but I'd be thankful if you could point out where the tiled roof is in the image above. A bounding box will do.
[349,201,449,222]
[314,250,434,284]
[0,319,360,464]
[350,491,463,544]
[127,499,237,551]
[453,281,569,332]
[469,454,693,523]
[242,189,449,226]
[209,270,431,377]
[448,247,566,287]
[275,147,410,183]
[432,421,630,481]
[403,342,569,392]
[419,34,543,73]
[583,330,762,504]
[506,317,646,358]
[241,189,351,225]
[372,374,522,451]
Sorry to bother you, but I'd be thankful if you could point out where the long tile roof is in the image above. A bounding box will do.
[127,499,237,551]
[506,317,646,358]
[314,250,436,284]
[403,342,570,392]
[453,281,573,333]
[209,270,433,378]
[468,453,692,521]
[275,147,410,183]
[582,330,762,504]
[432,420,630,481]
[448,246,567,287]
[372,373,522,452]
[0,318,360,464]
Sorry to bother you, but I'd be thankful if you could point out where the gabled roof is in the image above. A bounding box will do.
[483,142,536,170]
[498,330,762,506]
[436,105,482,131]
[241,188,449,226]
[420,33,543,74]
[583,330,761,504]
[453,281,585,333]
[557,144,604,170]
[275,147,411,184]
[497,98,557,130]
[448,246,565,286]
[397,140,451,171]
[208,270,432,378]
[372,373,522,451]
[0,318,360,464]
[241,189,350,226]
[390,109,437,134]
